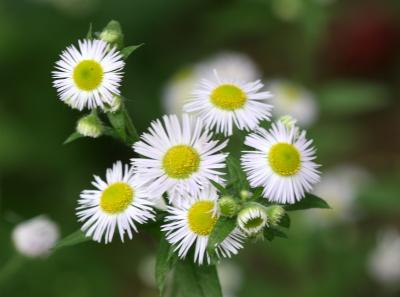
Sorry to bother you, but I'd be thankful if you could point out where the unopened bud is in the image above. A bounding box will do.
[99,20,124,48]
[266,205,285,226]
[77,113,103,138]
[104,95,122,113]
[218,196,240,218]
[240,190,252,201]
[237,204,268,236]
[278,115,297,128]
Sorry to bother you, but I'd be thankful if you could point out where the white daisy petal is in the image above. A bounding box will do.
[52,39,125,111]
[132,114,228,206]
[241,122,320,204]
[184,71,273,136]
[161,187,244,265]
[76,161,155,243]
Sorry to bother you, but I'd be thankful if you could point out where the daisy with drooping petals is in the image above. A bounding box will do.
[184,70,273,136]
[77,161,155,243]
[241,122,320,204]
[132,114,228,206]
[162,187,244,265]
[53,39,125,110]
[237,205,268,236]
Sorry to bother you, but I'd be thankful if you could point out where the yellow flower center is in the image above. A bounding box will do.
[162,145,200,179]
[73,60,103,91]
[268,143,301,176]
[188,200,217,236]
[100,182,134,214]
[210,84,246,110]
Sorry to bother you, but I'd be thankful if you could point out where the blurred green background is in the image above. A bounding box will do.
[1,0,400,296]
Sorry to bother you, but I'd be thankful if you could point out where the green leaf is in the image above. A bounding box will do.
[174,259,222,297]
[251,187,264,200]
[318,80,389,115]
[226,156,248,192]
[278,213,291,228]
[264,228,288,241]
[86,23,93,39]
[53,230,90,251]
[284,193,330,211]
[107,109,127,143]
[63,131,83,145]
[207,217,236,262]
[210,180,227,195]
[121,44,144,59]
[156,236,177,296]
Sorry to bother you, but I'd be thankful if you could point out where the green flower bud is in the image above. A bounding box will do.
[218,196,240,218]
[99,20,124,48]
[240,190,252,201]
[104,95,122,113]
[76,113,103,138]
[266,205,285,226]
[278,115,297,128]
[237,204,268,236]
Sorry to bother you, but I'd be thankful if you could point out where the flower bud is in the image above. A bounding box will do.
[237,204,268,236]
[218,196,240,218]
[266,205,285,226]
[12,216,59,258]
[99,20,124,48]
[278,115,297,128]
[239,190,252,201]
[76,113,103,138]
[104,95,122,113]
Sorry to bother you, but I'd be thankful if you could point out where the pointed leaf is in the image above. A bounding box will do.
[53,229,90,251]
[278,213,291,228]
[174,259,222,297]
[107,109,127,142]
[156,236,177,296]
[264,228,288,241]
[207,217,236,263]
[63,131,83,145]
[121,44,144,59]
[285,193,330,211]
[86,23,93,39]
[210,180,227,195]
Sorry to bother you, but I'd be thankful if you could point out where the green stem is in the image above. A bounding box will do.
[0,254,25,287]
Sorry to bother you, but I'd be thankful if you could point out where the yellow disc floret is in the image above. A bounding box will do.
[268,143,301,176]
[210,84,246,110]
[162,145,200,179]
[100,182,134,214]
[188,200,217,236]
[73,60,104,91]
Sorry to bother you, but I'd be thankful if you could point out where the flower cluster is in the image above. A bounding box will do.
[52,21,323,266]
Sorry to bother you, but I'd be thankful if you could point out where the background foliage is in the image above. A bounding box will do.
[0,0,399,296]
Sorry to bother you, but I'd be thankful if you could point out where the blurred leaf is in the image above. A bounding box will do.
[53,230,90,251]
[264,227,288,241]
[284,194,330,211]
[63,132,83,145]
[174,259,222,297]
[156,236,177,296]
[318,80,389,114]
[207,217,236,263]
[121,44,143,60]
[278,213,291,228]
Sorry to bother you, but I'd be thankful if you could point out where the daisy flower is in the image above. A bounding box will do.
[241,122,320,204]
[77,161,155,243]
[162,187,244,265]
[132,114,228,205]
[184,71,273,136]
[12,216,59,258]
[269,80,318,126]
[53,39,125,110]
[237,205,268,236]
